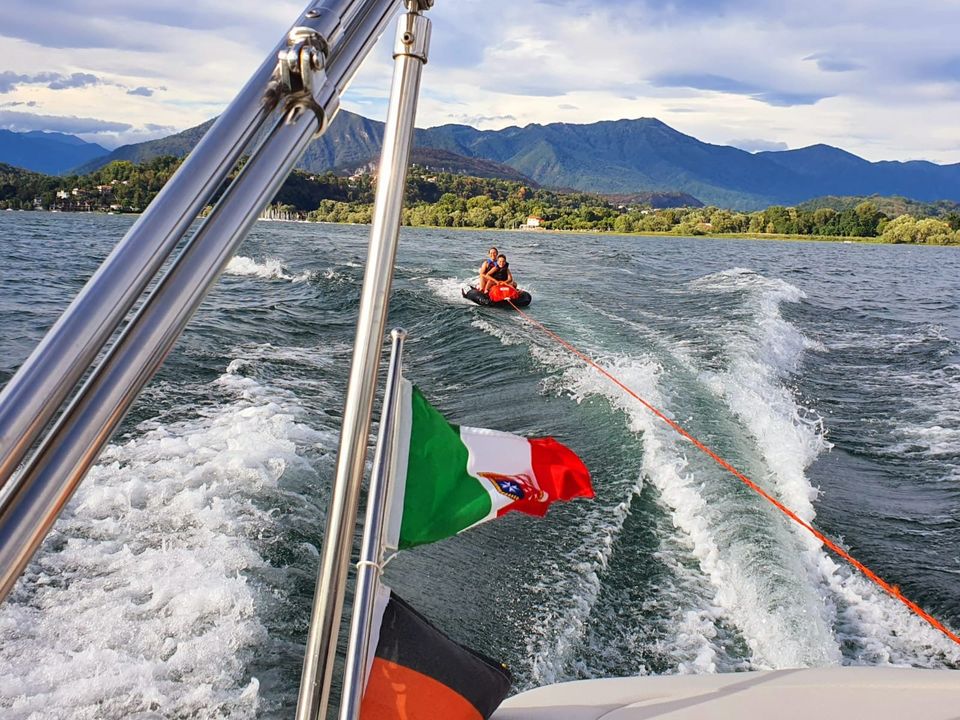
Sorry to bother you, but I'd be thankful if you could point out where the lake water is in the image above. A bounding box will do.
[1,212,958,718]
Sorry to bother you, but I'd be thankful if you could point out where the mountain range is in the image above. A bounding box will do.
[0,130,109,176]
[3,112,959,210]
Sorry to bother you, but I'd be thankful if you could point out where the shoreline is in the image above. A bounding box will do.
[396,223,959,246]
[8,210,958,247]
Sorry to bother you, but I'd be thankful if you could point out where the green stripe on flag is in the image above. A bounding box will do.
[398,387,492,549]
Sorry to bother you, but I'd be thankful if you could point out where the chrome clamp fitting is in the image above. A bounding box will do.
[266,4,345,134]
[394,3,432,63]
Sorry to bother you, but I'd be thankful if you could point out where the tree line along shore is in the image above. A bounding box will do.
[2,156,959,245]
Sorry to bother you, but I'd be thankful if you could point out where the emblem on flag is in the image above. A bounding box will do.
[478,471,548,502]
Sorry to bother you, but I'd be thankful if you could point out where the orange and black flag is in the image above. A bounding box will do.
[360,591,512,720]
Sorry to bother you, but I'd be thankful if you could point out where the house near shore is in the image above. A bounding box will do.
[526,215,543,228]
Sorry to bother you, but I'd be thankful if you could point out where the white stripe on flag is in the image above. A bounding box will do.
[384,378,413,551]
[461,426,534,521]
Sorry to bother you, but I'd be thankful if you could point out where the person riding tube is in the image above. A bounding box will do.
[478,246,498,288]
[480,254,515,294]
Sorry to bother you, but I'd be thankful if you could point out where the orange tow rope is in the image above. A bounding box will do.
[507,300,960,649]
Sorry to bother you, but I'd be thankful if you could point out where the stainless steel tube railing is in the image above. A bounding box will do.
[0,0,384,489]
[0,0,403,603]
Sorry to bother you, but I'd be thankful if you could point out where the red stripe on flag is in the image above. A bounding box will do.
[495,437,593,517]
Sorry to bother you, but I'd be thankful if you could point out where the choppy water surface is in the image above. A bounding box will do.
[1,212,958,718]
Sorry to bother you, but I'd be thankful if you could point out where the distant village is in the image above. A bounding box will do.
[34,179,136,213]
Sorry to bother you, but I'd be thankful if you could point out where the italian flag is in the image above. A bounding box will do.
[385,381,594,550]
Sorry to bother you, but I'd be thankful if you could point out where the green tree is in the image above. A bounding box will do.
[613,214,635,233]
[880,215,918,243]
[915,218,954,244]
[854,200,883,236]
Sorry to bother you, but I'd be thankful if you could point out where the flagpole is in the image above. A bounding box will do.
[339,328,407,720]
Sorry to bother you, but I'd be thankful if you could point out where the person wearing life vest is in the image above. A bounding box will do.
[480,253,516,294]
[478,246,498,287]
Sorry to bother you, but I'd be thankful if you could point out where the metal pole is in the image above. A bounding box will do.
[339,329,406,720]
[0,0,403,606]
[295,3,431,718]
[0,0,353,487]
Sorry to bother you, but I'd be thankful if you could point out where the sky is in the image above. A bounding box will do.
[0,0,957,163]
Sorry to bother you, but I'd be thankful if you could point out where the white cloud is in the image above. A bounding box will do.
[729,138,790,153]
[0,109,131,134]
[0,1,956,162]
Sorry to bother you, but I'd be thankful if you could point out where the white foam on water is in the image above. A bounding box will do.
[894,420,960,460]
[826,323,950,355]
[470,315,535,350]
[321,268,359,284]
[887,363,960,463]
[695,270,828,523]
[695,274,841,634]
[0,364,330,719]
[576,471,738,680]
[562,352,842,669]
[652,537,739,676]
[471,279,844,669]
[224,343,352,419]
[461,315,706,680]
[816,552,960,667]
[525,354,732,684]
[426,276,474,304]
[811,360,960,660]
[824,321,960,477]
[225,256,311,283]
[692,271,848,662]
[230,343,338,370]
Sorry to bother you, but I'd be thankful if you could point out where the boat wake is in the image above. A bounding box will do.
[469,266,960,680]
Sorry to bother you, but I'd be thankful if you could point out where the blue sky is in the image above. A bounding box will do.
[0,0,957,163]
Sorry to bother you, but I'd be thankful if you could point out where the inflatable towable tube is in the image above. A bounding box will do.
[462,284,532,308]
